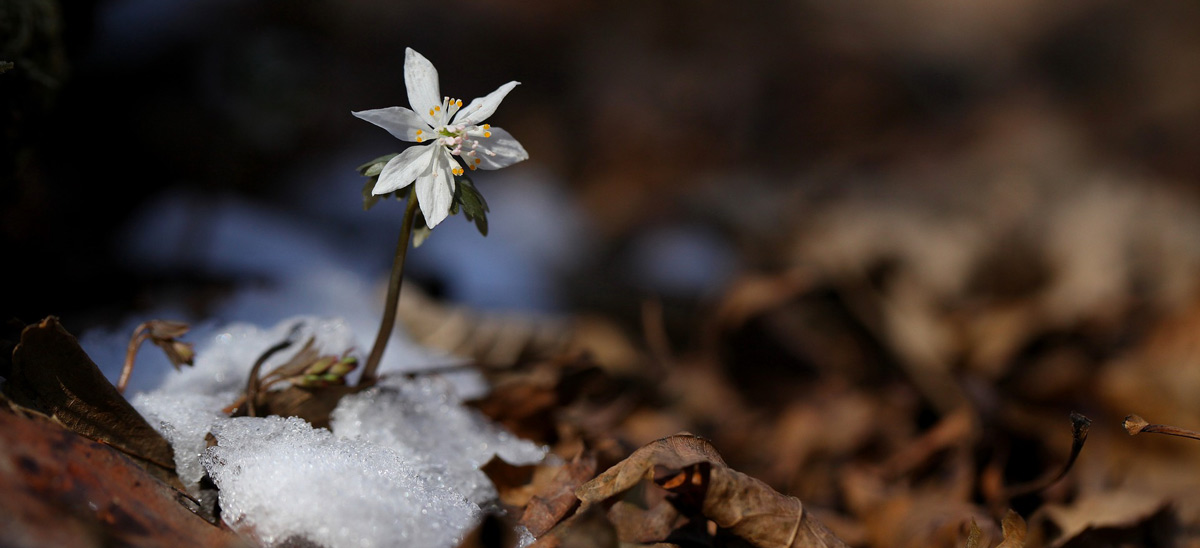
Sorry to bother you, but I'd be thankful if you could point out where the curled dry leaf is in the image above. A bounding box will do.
[575,433,849,548]
[521,451,598,537]
[118,319,195,393]
[5,317,182,489]
[144,320,195,369]
[996,510,1027,548]
[530,502,619,548]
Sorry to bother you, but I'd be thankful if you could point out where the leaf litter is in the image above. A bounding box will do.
[12,167,1200,548]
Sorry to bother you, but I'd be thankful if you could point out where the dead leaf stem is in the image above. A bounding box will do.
[245,322,305,417]
[1123,413,1200,441]
[118,324,152,394]
[1003,412,1091,499]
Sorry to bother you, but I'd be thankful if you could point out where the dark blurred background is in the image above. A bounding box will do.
[6,0,1200,335]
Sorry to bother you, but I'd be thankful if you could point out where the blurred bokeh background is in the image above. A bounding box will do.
[13,1,1200,543]
[6,0,1200,334]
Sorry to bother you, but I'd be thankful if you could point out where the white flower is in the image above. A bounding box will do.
[353,48,529,228]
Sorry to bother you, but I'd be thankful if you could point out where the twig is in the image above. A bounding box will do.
[117,324,152,394]
[244,322,306,417]
[1004,411,1091,499]
[1124,414,1200,441]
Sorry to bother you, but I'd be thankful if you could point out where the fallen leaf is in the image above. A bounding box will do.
[965,519,984,548]
[482,457,538,508]
[521,451,598,537]
[576,433,849,547]
[1032,491,1174,548]
[245,384,362,430]
[5,317,181,488]
[0,397,246,548]
[530,502,618,548]
[996,510,1027,548]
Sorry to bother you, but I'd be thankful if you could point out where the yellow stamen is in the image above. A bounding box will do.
[429,109,435,116]
[468,164,476,171]
[434,105,441,111]
[416,129,423,134]
[482,124,490,129]
[483,131,491,138]
[474,158,481,164]
[416,137,423,143]
[455,99,463,107]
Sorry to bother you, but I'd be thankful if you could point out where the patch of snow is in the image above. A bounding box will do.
[202,415,480,548]
[131,391,227,493]
[331,375,546,504]
[101,315,544,547]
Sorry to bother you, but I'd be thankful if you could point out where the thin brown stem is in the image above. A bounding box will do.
[1004,411,1091,499]
[360,192,420,385]
[1124,414,1200,441]
[244,323,305,417]
[117,324,151,394]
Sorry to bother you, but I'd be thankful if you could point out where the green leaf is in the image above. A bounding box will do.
[356,153,399,177]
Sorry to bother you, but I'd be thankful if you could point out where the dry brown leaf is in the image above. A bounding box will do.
[530,502,619,548]
[965,520,984,548]
[713,270,814,329]
[246,384,363,430]
[995,510,1027,548]
[5,317,181,489]
[0,397,246,548]
[1032,491,1174,548]
[606,499,687,545]
[576,433,848,548]
[866,492,997,548]
[482,457,538,508]
[522,451,598,537]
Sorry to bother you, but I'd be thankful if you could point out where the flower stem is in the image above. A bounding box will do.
[360,192,420,385]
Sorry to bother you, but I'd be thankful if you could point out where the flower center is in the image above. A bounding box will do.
[432,107,494,172]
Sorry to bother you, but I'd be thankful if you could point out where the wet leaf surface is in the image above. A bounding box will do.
[0,394,246,548]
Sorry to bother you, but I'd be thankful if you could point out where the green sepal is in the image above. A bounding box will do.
[357,153,398,177]
[453,169,490,237]
[362,178,382,211]
[359,153,407,211]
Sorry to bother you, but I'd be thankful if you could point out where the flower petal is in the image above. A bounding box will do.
[372,145,436,195]
[405,48,442,128]
[468,127,529,170]
[352,107,431,142]
[415,149,457,228]
[454,81,519,126]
